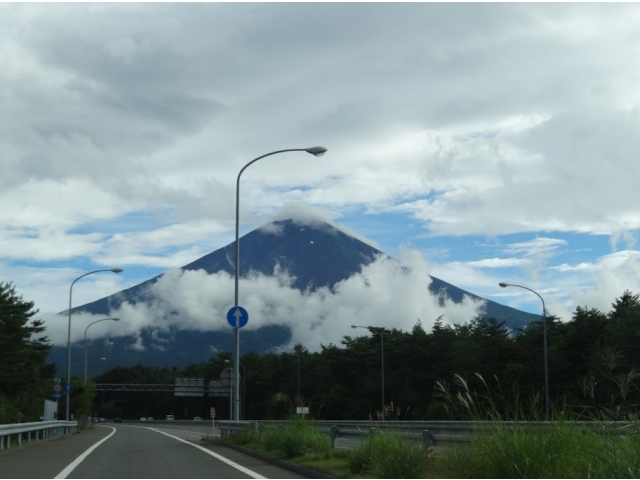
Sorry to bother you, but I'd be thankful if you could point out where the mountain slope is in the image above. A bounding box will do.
[48,219,539,376]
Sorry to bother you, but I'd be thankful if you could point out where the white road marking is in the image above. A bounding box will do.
[54,426,117,479]
[148,428,266,479]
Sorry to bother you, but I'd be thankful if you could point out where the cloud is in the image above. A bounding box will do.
[43,249,485,352]
[464,258,532,268]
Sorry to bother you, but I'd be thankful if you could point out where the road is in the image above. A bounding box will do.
[0,424,308,479]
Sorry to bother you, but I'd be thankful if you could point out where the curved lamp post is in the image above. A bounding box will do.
[351,325,385,417]
[275,347,301,405]
[499,282,550,421]
[84,318,120,383]
[66,268,123,421]
[233,146,326,420]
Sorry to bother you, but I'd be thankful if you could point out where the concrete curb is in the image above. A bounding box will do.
[218,442,336,479]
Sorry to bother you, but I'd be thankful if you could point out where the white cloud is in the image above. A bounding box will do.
[464,258,532,268]
[42,249,485,351]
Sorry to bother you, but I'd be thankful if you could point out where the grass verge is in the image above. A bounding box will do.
[206,418,433,479]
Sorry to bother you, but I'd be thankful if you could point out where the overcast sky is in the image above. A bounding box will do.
[3,3,640,350]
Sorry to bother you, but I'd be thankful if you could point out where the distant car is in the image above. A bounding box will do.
[114,417,122,423]
[166,414,175,421]
[147,416,154,421]
[99,417,105,422]
[193,416,202,421]
[140,417,147,421]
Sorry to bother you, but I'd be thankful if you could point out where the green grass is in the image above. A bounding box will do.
[428,372,640,478]
[348,431,431,478]
[209,419,432,479]
[430,420,640,478]
[261,418,331,459]
[291,451,357,478]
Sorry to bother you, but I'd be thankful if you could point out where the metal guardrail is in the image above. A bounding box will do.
[0,420,79,452]
[213,419,638,449]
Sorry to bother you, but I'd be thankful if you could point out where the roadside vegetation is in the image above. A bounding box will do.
[0,281,96,425]
[212,366,640,479]
[428,372,640,478]
[208,415,431,479]
[0,282,56,424]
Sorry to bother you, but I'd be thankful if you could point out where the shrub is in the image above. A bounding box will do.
[231,428,256,447]
[349,431,429,479]
[261,418,330,459]
[435,421,640,479]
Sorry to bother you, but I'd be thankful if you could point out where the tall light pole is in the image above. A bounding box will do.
[275,347,301,405]
[67,268,123,421]
[499,282,550,421]
[225,359,245,420]
[233,146,326,420]
[351,325,385,417]
[84,318,120,383]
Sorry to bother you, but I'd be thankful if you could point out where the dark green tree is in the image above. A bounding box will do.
[0,281,55,422]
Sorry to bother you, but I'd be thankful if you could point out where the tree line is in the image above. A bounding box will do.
[93,291,640,421]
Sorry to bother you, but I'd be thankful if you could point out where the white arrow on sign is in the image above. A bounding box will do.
[233,308,243,325]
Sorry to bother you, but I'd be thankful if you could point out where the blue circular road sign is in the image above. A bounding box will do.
[63,384,73,394]
[227,306,248,328]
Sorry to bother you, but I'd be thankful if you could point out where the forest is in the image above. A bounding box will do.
[92,290,640,421]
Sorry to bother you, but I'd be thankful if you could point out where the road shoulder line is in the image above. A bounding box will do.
[217,443,336,479]
[147,428,266,479]
[54,426,117,479]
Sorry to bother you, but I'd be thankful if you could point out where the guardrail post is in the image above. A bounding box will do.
[330,425,338,449]
[421,430,434,448]
[18,432,22,446]
[1,436,4,451]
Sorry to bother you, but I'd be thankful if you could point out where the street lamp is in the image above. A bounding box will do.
[499,282,550,421]
[225,359,246,420]
[232,146,326,420]
[84,318,120,383]
[351,325,385,417]
[275,347,301,405]
[66,268,123,421]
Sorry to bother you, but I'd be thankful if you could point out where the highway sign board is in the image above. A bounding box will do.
[63,384,73,394]
[226,306,248,328]
[296,407,309,414]
[210,407,216,418]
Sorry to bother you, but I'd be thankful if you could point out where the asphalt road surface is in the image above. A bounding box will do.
[0,424,309,479]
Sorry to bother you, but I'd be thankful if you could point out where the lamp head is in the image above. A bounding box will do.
[305,146,327,157]
[498,282,509,288]
[351,325,357,329]
[112,268,123,274]
[113,318,121,322]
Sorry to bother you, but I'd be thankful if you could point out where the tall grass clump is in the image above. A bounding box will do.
[588,428,640,478]
[261,416,330,459]
[437,421,603,478]
[230,428,256,447]
[348,431,430,479]
[433,372,640,478]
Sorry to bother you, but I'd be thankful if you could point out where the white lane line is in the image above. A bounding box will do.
[54,426,117,479]
[147,428,266,479]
